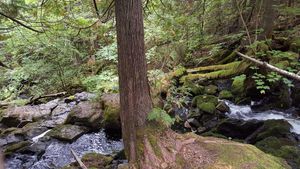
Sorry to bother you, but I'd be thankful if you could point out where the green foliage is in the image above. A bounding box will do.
[147,107,175,127]
[82,70,118,94]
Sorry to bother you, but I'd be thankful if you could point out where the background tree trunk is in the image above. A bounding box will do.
[260,0,275,39]
[115,0,153,164]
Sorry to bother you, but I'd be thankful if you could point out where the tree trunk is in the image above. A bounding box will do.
[115,0,153,164]
[260,0,275,39]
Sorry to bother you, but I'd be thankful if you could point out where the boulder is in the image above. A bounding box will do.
[101,94,121,134]
[192,95,218,114]
[254,119,292,142]
[216,119,264,139]
[47,124,89,142]
[65,101,102,129]
[0,100,58,127]
[216,101,230,113]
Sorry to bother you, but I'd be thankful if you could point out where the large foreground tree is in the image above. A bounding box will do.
[115,0,153,164]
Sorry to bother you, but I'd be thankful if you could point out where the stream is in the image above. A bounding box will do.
[5,130,123,169]
[224,100,300,135]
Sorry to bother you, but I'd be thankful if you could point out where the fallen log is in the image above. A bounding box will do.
[236,52,300,81]
[27,92,67,105]
[70,149,88,169]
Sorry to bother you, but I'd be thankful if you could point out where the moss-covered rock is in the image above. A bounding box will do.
[198,102,216,114]
[204,85,218,95]
[63,153,113,169]
[4,141,31,155]
[255,120,292,141]
[183,80,204,95]
[47,124,89,142]
[231,75,246,94]
[192,95,218,106]
[218,90,233,100]
[101,94,121,136]
[255,137,300,169]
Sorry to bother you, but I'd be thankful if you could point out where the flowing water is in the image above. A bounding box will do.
[5,130,124,169]
[224,100,300,135]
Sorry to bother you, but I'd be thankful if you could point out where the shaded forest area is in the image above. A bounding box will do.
[0,0,300,169]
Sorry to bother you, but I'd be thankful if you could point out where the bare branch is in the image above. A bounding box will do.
[0,11,44,33]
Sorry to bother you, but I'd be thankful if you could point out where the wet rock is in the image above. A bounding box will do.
[101,94,121,135]
[216,119,264,139]
[65,101,102,129]
[291,81,300,108]
[47,124,89,142]
[186,118,201,128]
[216,101,230,113]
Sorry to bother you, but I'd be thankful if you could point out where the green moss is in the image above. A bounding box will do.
[173,67,186,78]
[4,141,31,155]
[103,106,120,128]
[231,74,246,95]
[183,80,204,95]
[278,146,300,167]
[275,61,290,69]
[201,138,291,169]
[62,153,113,169]
[204,85,218,95]
[290,37,300,52]
[218,51,237,64]
[218,90,233,100]
[192,95,218,107]
[198,102,216,114]
[181,61,250,82]
[148,133,162,158]
[256,120,291,141]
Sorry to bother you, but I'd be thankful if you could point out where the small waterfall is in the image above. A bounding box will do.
[224,100,300,135]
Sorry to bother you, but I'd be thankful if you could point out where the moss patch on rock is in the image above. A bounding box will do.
[218,90,233,100]
[204,85,218,95]
[231,74,246,95]
[63,153,113,169]
[4,141,31,155]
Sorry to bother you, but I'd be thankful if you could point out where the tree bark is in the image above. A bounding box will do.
[260,0,275,39]
[115,0,153,164]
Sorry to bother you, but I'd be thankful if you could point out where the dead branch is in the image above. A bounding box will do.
[236,52,300,81]
[70,149,88,169]
[27,92,67,105]
[0,11,44,33]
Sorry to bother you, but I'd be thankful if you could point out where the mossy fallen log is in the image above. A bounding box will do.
[181,61,250,82]
[187,61,241,73]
